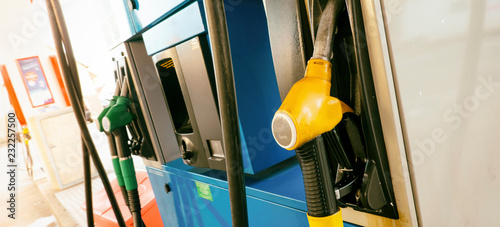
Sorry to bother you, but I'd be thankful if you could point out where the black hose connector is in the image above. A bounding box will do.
[128,189,141,213]
[121,185,130,208]
[128,189,144,227]
[295,135,339,217]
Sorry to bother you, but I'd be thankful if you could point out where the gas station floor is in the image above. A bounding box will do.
[35,171,114,226]
[0,168,57,227]
[0,168,111,227]
[0,138,145,227]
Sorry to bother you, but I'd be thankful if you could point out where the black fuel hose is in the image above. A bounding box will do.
[131,192,144,227]
[45,0,126,226]
[45,1,94,225]
[311,0,345,61]
[203,0,249,226]
[82,143,93,225]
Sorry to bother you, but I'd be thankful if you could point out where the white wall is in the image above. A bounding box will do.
[0,0,115,125]
[383,0,500,226]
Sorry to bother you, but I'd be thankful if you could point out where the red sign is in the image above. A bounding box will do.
[16,56,55,108]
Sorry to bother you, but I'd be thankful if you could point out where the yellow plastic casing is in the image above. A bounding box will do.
[307,210,344,227]
[22,127,30,145]
[272,59,352,150]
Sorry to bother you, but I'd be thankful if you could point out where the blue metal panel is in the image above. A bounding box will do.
[142,2,205,56]
[170,174,231,226]
[239,124,253,173]
[125,0,193,32]
[146,166,179,226]
[223,0,295,174]
[141,0,294,174]
[170,175,309,227]
[162,159,362,227]
[164,158,308,211]
[165,158,307,211]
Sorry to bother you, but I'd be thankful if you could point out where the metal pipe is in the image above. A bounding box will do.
[45,1,126,226]
[203,1,248,226]
[114,80,121,96]
[120,78,129,97]
[311,0,345,61]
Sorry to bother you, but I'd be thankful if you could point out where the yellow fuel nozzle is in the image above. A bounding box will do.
[272,59,352,150]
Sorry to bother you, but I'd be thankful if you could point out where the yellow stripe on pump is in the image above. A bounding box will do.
[307,210,344,227]
[272,59,353,150]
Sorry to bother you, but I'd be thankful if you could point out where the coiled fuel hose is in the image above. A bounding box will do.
[271,0,348,226]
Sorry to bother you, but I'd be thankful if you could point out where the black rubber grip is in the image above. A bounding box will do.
[121,186,130,208]
[295,136,339,217]
[128,189,141,213]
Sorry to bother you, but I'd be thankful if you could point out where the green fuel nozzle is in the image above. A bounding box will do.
[97,97,118,132]
[102,96,133,133]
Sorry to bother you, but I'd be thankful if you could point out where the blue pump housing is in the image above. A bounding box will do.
[146,159,361,226]
[141,0,295,174]
[224,0,294,174]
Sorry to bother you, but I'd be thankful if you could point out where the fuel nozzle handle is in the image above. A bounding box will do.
[296,136,340,216]
[272,0,348,226]
[272,0,348,150]
[271,59,352,150]
[272,59,349,227]
[102,96,133,133]
[97,98,117,132]
[272,60,348,227]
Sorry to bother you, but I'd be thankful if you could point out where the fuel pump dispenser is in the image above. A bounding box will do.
[92,0,401,226]
[36,0,493,225]
[44,0,405,225]
[272,0,399,225]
